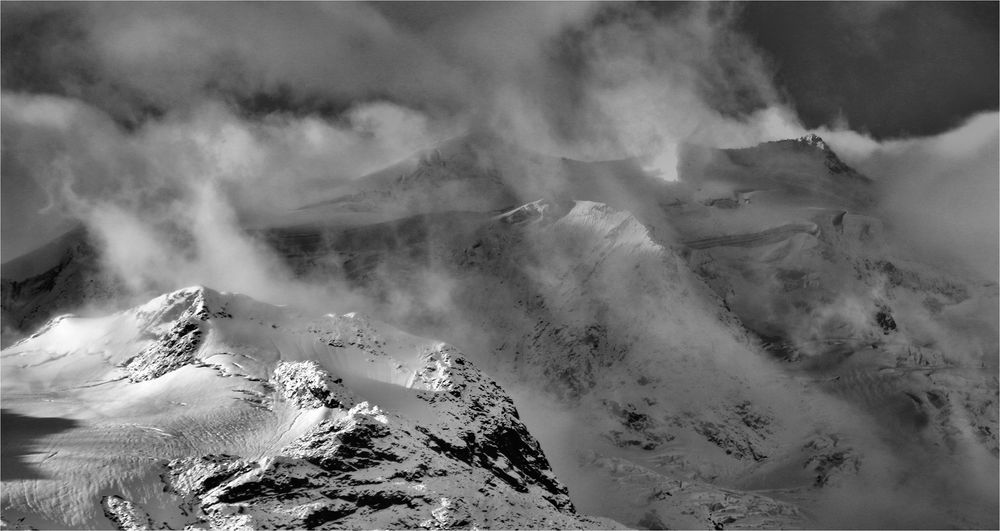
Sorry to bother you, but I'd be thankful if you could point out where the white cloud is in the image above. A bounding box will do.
[821,112,1000,281]
[1,92,448,309]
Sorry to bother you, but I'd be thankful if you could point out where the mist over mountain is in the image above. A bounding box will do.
[2,2,997,530]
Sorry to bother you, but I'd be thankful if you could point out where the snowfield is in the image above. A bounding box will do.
[1,287,619,529]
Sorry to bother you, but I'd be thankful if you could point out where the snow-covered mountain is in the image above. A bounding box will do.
[1,286,619,529]
[260,134,998,528]
[269,196,996,527]
[2,132,997,529]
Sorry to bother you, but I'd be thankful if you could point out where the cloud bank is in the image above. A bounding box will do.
[1,92,448,313]
[2,1,996,297]
[821,112,1000,281]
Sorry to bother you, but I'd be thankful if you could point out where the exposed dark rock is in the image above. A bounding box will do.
[875,306,897,334]
[123,319,204,382]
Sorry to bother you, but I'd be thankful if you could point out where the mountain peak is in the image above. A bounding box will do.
[775,133,856,176]
[795,133,830,151]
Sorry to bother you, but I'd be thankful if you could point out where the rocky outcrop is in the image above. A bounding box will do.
[271,360,343,409]
[122,288,213,382]
[101,496,152,531]
[1,287,618,530]
[162,399,607,529]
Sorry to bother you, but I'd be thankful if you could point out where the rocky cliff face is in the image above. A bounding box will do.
[1,287,618,530]
[0,226,125,347]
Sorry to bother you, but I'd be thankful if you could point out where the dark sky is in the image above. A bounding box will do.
[738,1,999,138]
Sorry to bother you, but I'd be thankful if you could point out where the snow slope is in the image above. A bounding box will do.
[1,287,619,529]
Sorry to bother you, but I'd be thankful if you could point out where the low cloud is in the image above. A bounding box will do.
[821,112,1000,282]
[2,3,803,168]
[1,92,451,312]
[2,92,447,219]
[2,2,596,128]
[553,3,805,178]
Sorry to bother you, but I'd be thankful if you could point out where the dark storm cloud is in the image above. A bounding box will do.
[5,2,466,117]
[739,1,999,138]
[0,1,598,129]
[0,1,794,151]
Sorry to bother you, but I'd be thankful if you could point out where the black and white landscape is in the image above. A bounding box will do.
[1,3,997,530]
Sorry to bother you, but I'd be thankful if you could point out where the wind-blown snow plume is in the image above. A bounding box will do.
[1,92,450,312]
[567,3,805,178]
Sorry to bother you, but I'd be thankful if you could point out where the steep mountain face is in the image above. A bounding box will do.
[267,195,997,528]
[1,287,618,530]
[677,137,995,358]
[254,135,998,528]
[0,226,125,347]
[2,133,997,529]
[675,137,999,464]
[278,132,683,243]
